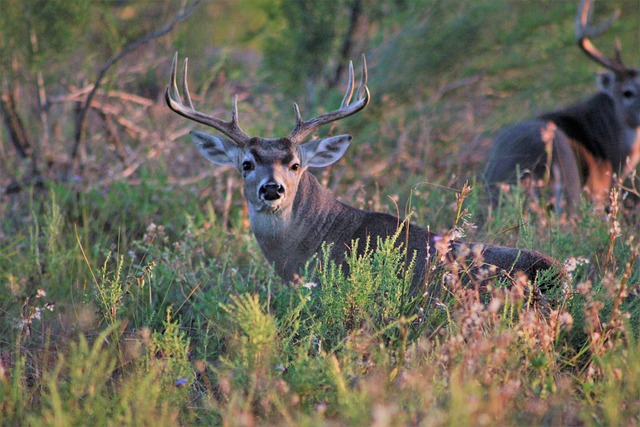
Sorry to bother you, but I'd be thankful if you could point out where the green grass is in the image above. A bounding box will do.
[2,175,640,425]
[2,0,640,424]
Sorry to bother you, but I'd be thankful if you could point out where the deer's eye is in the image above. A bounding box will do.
[290,163,300,171]
[622,89,635,99]
[242,161,253,171]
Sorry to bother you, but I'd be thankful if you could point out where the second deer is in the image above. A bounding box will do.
[484,0,640,211]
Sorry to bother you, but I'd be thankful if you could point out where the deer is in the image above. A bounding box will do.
[483,0,640,211]
[166,52,560,294]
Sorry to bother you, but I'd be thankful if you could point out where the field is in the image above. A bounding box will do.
[1,0,640,425]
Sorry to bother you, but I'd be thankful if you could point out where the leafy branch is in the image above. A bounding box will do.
[70,0,199,165]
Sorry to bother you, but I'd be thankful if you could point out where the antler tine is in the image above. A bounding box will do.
[182,58,195,110]
[293,102,303,125]
[231,94,240,128]
[340,61,356,108]
[168,52,182,105]
[289,55,371,144]
[614,38,625,67]
[354,54,368,104]
[165,52,250,146]
[575,0,626,73]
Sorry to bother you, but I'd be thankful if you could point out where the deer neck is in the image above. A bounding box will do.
[248,172,362,281]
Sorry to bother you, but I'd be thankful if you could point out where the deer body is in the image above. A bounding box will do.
[484,0,640,209]
[167,53,558,292]
[541,93,639,166]
[191,131,556,290]
[540,92,640,204]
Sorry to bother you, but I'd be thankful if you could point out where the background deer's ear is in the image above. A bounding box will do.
[596,71,616,94]
[299,135,352,168]
[190,131,240,167]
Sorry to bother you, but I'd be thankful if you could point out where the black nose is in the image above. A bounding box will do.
[259,182,284,200]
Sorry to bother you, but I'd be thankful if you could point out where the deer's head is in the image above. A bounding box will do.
[576,0,640,128]
[166,53,369,218]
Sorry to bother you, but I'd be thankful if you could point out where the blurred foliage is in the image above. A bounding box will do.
[262,0,347,95]
[0,0,92,83]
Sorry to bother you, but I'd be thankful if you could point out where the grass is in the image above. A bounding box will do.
[1,174,640,425]
[2,0,640,425]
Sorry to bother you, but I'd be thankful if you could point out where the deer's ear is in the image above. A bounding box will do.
[190,131,240,167]
[596,71,616,94]
[299,135,352,168]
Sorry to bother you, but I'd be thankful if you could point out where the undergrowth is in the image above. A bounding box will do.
[1,176,640,425]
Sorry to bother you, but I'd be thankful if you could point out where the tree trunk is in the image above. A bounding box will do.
[330,0,362,89]
[0,90,32,160]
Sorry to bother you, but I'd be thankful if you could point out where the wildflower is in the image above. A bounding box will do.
[558,311,573,329]
[454,242,471,260]
[175,377,188,387]
[450,227,464,240]
[143,223,168,245]
[302,282,318,290]
[194,360,206,374]
[563,256,590,273]
[487,295,503,314]
[608,220,621,238]
[577,280,592,295]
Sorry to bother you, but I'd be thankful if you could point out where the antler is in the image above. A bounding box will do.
[575,0,627,74]
[288,54,370,144]
[165,52,250,146]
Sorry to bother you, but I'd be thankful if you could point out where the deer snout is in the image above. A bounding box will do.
[259,182,285,201]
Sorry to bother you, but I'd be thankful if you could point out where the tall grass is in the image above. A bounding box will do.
[1,175,640,425]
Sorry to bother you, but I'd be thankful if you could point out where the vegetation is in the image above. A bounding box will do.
[1,0,639,424]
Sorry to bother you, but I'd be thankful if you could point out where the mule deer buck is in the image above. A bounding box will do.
[166,53,559,292]
[484,0,640,211]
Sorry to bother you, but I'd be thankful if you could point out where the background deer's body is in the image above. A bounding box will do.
[484,0,640,210]
[167,54,559,293]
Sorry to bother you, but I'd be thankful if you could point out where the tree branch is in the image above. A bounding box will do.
[70,0,198,164]
[0,90,32,160]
